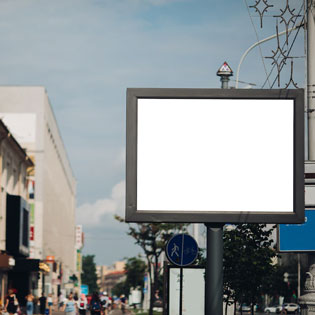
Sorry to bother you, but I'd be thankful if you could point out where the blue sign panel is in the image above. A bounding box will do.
[279,210,315,252]
[81,284,89,295]
[166,234,198,266]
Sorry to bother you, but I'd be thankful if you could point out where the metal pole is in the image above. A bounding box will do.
[220,76,229,89]
[179,267,183,315]
[298,253,301,299]
[307,0,315,159]
[205,223,224,315]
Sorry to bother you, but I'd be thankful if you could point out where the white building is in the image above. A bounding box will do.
[0,86,76,297]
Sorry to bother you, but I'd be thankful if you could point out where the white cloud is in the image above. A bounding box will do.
[76,180,125,227]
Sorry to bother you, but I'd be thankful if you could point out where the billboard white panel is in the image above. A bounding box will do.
[137,98,293,212]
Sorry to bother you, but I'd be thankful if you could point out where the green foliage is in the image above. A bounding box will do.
[125,256,146,291]
[81,255,99,294]
[112,255,147,297]
[115,215,187,315]
[195,247,206,267]
[270,253,307,303]
[223,224,277,311]
[133,311,162,315]
[112,281,129,297]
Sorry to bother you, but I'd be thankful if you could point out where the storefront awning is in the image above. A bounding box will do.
[39,262,50,273]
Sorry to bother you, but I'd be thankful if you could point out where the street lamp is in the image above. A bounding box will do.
[235,24,303,88]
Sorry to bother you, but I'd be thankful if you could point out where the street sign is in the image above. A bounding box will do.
[81,284,89,295]
[216,61,233,76]
[166,234,198,267]
[125,88,304,223]
[278,209,315,252]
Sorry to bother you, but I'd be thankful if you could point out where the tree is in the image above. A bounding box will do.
[223,224,277,315]
[269,253,308,304]
[81,255,99,294]
[115,215,187,315]
[125,256,146,292]
[111,256,146,298]
[112,281,129,297]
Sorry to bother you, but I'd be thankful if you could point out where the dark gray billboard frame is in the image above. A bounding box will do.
[126,88,304,224]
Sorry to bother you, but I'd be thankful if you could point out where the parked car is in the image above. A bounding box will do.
[264,305,282,313]
[239,304,251,313]
[282,303,300,314]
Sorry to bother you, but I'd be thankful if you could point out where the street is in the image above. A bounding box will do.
[52,310,133,315]
[51,310,278,315]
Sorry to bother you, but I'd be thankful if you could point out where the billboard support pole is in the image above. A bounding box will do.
[204,62,231,315]
[205,223,224,315]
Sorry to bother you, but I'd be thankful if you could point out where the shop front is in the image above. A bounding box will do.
[0,253,15,307]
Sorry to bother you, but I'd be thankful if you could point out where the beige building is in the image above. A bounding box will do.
[0,119,33,304]
[0,86,76,297]
[96,261,126,294]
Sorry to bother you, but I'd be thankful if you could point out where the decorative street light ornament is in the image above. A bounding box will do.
[216,61,233,77]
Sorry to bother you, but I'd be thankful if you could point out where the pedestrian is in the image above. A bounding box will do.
[25,293,34,315]
[89,293,101,315]
[100,292,109,315]
[78,294,87,315]
[153,290,162,308]
[47,294,53,315]
[107,296,112,312]
[33,296,39,315]
[58,293,65,311]
[281,305,287,314]
[39,293,47,315]
[4,289,19,315]
[62,293,77,315]
[119,295,126,314]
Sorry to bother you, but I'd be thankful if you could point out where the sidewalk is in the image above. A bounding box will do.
[108,310,133,315]
[52,310,133,315]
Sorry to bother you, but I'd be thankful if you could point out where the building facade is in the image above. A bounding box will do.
[0,86,77,299]
[96,261,126,294]
[0,119,33,305]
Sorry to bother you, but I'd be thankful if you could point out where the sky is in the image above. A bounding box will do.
[0,0,305,265]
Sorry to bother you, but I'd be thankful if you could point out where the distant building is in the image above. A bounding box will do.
[96,261,126,294]
[0,119,33,304]
[103,270,127,295]
[0,86,76,298]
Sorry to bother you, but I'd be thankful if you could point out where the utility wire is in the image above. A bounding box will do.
[243,0,271,88]
[262,2,305,88]
[270,18,304,88]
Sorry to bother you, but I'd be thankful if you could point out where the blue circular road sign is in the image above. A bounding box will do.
[166,234,198,267]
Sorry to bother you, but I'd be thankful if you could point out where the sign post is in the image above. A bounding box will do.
[166,234,198,315]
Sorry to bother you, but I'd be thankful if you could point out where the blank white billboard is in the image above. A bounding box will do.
[126,88,304,223]
[137,98,294,213]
